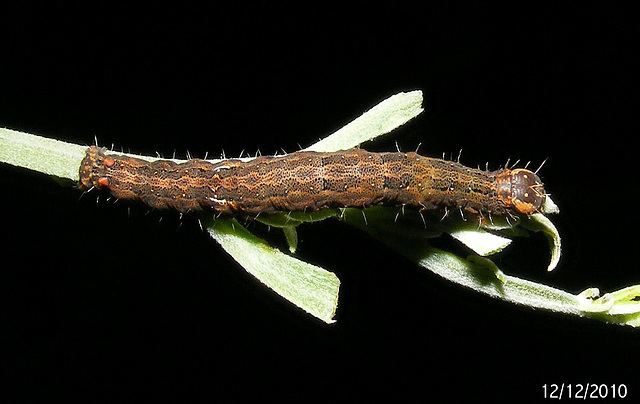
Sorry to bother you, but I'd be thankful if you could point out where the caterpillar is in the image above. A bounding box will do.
[79,146,546,219]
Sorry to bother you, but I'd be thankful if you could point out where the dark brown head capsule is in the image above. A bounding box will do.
[495,168,546,215]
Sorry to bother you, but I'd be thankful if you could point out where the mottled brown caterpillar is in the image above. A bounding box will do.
[79,146,546,218]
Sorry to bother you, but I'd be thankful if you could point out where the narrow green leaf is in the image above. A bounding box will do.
[207,218,340,323]
[0,127,87,181]
[448,227,512,256]
[522,213,562,272]
[466,255,506,284]
[305,90,424,152]
[283,226,298,253]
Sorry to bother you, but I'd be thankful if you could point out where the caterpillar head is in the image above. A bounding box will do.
[510,169,546,214]
[496,168,546,215]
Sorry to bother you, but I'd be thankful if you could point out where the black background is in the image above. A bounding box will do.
[1,3,639,402]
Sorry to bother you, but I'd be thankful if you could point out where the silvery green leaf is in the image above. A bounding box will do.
[304,90,424,152]
[521,213,562,272]
[207,218,339,323]
[1,127,87,181]
[448,227,512,256]
[282,226,298,254]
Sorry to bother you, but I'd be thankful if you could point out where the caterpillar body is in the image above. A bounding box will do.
[79,146,546,218]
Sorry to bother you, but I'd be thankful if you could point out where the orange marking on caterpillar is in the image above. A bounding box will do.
[97,177,110,187]
[103,157,116,168]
